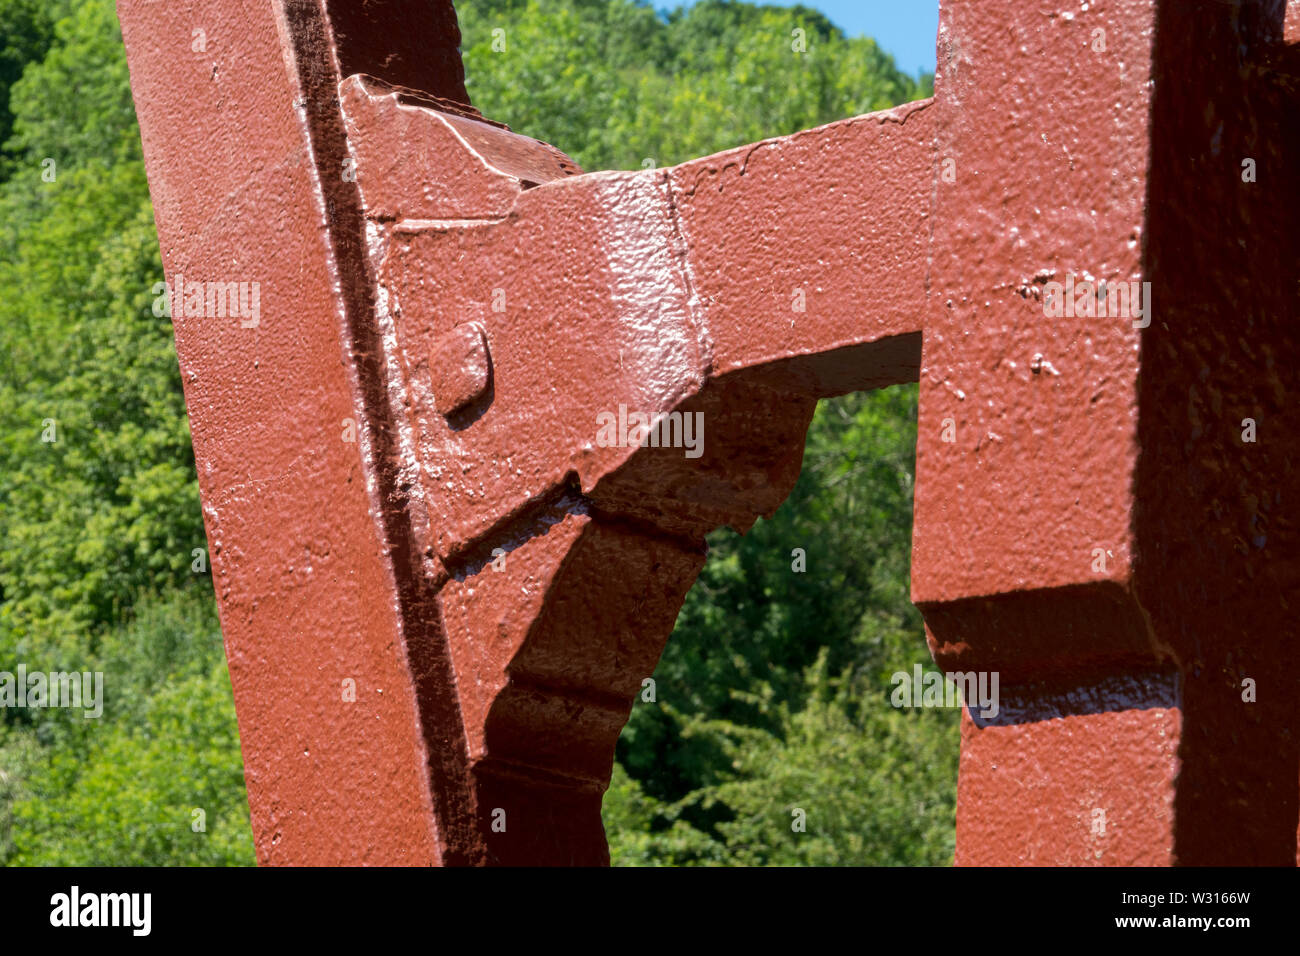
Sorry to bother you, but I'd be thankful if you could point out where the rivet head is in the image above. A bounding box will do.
[430,323,491,418]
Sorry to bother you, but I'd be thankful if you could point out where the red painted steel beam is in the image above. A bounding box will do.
[118,0,479,865]
[339,69,936,864]
[912,0,1299,865]
[119,0,932,864]
[118,0,1299,866]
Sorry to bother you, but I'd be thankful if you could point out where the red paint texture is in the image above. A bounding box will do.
[117,0,1299,865]
[915,0,1299,867]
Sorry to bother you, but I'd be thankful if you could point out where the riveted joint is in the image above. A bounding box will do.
[431,322,491,418]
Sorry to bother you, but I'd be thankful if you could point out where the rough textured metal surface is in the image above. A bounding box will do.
[118,0,1299,866]
[954,675,1182,866]
[915,0,1299,866]
[340,73,581,220]
[357,86,933,561]
[429,323,491,418]
[343,56,934,862]
[1131,0,1299,865]
[118,0,459,864]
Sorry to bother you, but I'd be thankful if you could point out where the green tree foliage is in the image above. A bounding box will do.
[0,0,58,174]
[0,0,949,866]
[607,650,956,866]
[457,0,930,171]
[5,592,253,865]
[608,390,957,866]
[0,0,202,649]
[0,0,243,865]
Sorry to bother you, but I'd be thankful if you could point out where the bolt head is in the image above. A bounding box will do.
[431,323,491,417]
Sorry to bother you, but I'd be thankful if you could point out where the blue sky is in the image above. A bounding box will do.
[667,1,939,77]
